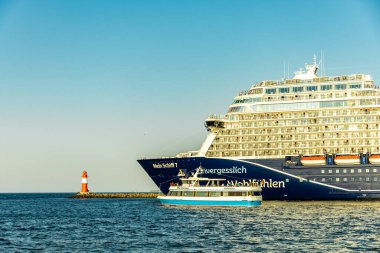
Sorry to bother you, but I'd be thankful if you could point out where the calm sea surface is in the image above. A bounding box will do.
[0,193,379,252]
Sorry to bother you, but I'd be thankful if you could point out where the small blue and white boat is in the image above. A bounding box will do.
[158,166,262,207]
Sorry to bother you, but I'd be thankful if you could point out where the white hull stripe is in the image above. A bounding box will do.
[158,196,260,201]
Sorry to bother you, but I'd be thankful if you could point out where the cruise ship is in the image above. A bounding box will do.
[138,56,380,200]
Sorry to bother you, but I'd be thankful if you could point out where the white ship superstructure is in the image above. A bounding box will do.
[206,57,380,158]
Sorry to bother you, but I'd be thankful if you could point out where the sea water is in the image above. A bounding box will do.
[0,193,379,252]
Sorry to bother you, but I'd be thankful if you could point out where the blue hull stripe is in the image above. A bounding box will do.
[227,158,352,192]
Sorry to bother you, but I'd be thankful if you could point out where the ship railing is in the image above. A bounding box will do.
[207,114,227,120]
[238,90,250,96]
[251,74,373,88]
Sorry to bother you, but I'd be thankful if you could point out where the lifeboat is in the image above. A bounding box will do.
[301,156,326,166]
[369,154,380,164]
[334,155,360,165]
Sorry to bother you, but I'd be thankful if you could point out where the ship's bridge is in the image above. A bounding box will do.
[205,114,227,132]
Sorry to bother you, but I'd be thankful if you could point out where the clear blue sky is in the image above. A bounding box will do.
[0,0,379,192]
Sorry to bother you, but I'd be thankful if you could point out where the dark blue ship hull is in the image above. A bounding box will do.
[138,157,380,200]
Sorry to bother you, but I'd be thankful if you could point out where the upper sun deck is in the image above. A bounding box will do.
[237,56,375,97]
[237,74,375,97]
[255,73,372,88]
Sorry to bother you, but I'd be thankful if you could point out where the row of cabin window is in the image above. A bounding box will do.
[321,168,378,174]
[168,191,261,197]
[265,84,360,94]
[313,177,378,182]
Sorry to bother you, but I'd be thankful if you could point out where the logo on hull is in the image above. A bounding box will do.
[227,179,285,188]
[203,166,247,175]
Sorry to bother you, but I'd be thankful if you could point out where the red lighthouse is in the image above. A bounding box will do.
[81,170,89,194]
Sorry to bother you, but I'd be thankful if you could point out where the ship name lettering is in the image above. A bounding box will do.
[153,162,178,169]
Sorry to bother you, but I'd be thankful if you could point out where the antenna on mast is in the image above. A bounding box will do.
[287,63,290,79]
[319,51,323,76]
[318,50,326,76]
[323,52,326,76]
[321,51,325,76]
